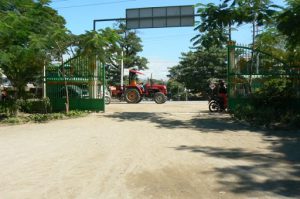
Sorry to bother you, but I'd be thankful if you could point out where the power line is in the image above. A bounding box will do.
[54,0,138,9]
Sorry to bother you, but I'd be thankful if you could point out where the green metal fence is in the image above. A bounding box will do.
[227,43,300,110]
[46,55,105,112]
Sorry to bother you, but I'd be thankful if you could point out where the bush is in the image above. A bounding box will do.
[28,114,49,123]
[65,110,88,118]
[18,98,51,114]
[0,100,20,116]
[27,110,87,123]
[232,78,300,129]
[2,117,23,124]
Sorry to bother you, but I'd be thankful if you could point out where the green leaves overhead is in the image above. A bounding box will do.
[193,0,279,49]
[76,28,120,63]
[277,0,300,48]
[105,23,148,85]
[0,0,68,97]
[192,3,231,49]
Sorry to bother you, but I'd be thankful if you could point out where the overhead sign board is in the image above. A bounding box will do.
[126,5,194,29]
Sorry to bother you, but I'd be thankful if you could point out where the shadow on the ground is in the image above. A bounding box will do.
[174,143,300,197]
[104,111,300,197]
[103,112,258,132]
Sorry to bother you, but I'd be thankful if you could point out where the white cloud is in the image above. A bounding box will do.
[142,56,178,81]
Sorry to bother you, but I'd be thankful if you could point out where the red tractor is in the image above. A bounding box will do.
[114,69,167,104]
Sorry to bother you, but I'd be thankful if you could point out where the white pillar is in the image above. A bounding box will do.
[43,63,46,98]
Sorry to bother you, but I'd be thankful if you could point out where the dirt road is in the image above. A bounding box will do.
[0,101,299,199]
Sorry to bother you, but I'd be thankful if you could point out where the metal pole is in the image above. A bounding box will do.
[103,62,106,112]
[121,50,124,88]
[43,62,46,98]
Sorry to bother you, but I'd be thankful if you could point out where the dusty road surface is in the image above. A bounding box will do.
[0,101,299,199]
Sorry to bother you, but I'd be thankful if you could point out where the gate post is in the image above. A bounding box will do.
[227,41,236,110]
[227,41,236,73]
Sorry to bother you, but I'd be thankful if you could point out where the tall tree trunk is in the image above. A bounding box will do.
[61,56,69,114]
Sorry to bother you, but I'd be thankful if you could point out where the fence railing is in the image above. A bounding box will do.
[46,55,105,112]
[227,43,300,110]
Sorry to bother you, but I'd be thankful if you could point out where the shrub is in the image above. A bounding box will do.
[0,100,20,116]
[28,114,49,123]
[2,117,28,124]
[65,110,88,118]
[232,78,300,129]
[19,98,51,114]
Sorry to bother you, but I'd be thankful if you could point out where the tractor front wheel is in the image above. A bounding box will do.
[125,88,141,103]
[154,92,166,104]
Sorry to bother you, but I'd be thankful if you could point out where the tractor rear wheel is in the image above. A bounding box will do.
[154,92,166,104]
[125,88,141,103]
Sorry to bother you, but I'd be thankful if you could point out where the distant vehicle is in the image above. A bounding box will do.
[112,69,168,104]
[0,74,13,89]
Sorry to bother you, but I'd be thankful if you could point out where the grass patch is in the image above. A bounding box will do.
[0,110,89,125]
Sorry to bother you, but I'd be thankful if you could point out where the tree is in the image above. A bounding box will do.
[76,28,120,61]
[255,26,300,65]
[192,3,236,48]
[168,47,227,94]
[106,23,148,85]
[166,80,185,100]
[277,0,300,48]
[193,0,279,48]
[0,0,68,98]
[223,0,279,45]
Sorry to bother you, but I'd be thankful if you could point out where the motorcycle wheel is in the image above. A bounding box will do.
[209,101,220,112]
[105,96,111,105]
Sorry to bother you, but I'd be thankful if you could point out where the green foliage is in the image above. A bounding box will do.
[27,110,87,123]
[106,23,148,85]
[255,78,294,99]
[277,0,300,48]
[28,114,49,122]
[232,78,300,128]
[255,26,300,67]
[168,47,227,94]
[223,0,279,25]
[0,0,69,98]
[193,3,233,48]
[18,98,51,114]
[0,110,88,125]
[193,0,279,48]
[166,80,185,100]
[1,117,26,124]
[0,100,20,116]
[65,110,88,118]
[76,28,120,63]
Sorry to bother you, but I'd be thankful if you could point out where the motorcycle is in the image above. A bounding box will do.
[208,95,226,112]
[98,86,112,105]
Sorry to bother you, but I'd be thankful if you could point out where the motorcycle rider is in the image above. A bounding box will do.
[218,80,227,110]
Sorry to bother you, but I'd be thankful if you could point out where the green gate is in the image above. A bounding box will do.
[227,42,300,110]
[46,55,106,112]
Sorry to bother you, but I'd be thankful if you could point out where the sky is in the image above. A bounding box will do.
[50,0,286,80]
